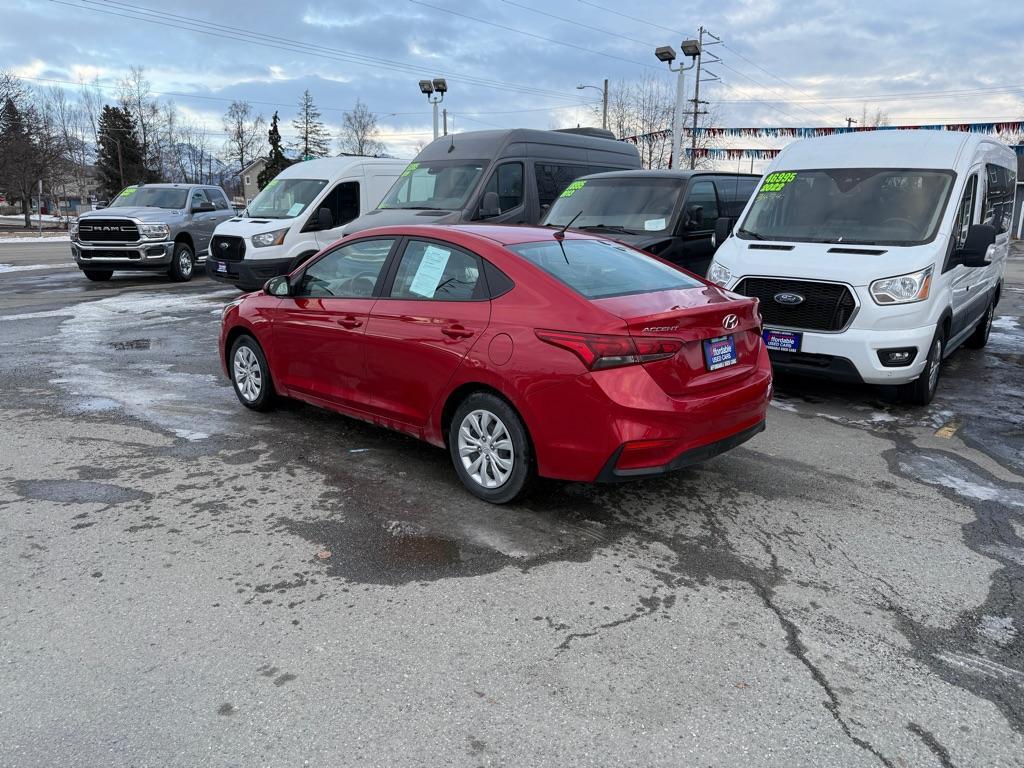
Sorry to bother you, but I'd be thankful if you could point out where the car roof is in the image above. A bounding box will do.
[348,224,595,247]
[581,169,760,181]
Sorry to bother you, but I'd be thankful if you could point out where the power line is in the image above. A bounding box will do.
[714,58,841,125]
[499,0,656,48]
[575,0,685,37]
[407,0,663,71]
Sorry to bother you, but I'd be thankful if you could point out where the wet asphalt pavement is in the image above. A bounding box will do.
[1,239,1023,767]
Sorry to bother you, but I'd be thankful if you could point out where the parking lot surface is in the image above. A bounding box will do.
[2,240,1023,767]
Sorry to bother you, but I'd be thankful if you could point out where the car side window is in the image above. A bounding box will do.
[481,163,524,215]
[190,189,210,210]
[319,181,361,228]
[389,240,484,301]
[206,188,229,210]
[982,164,1015,235]
[953,174,978,250]
[682,180,719,232]
[295,238,394,298]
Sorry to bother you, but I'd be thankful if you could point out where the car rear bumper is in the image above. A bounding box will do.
[208,256,293,291]
[72,241,174,269]
[520,348,773,482]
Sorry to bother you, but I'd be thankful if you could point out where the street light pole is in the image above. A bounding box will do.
[655,40,700,170]
[419,78,448,141]
[576,81,609,131]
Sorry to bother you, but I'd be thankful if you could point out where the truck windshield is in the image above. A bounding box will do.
[544,178,684,234]
[109,187,188,210]
[378,160,487,210]
[738,168,955,246]
[246,179,329,219]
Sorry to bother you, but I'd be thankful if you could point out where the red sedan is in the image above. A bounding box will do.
[219,225,772,503]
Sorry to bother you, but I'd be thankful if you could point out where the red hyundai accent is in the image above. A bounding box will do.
[219,225,772,503]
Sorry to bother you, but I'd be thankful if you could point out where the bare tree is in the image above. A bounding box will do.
[338,99,385,156]
[118,66,163,176]
[221,100,266,173]
[859,105,890,128]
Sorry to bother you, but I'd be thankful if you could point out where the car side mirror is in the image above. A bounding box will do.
[95,201,107,209]
[713,217,734,249]
[193,201,215,213]
[479,191,500,219]
[264,275,291,297]
[317,206,334,231]
[959,223,997,267]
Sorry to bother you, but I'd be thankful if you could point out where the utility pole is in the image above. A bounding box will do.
[602,78,608,132]
[846,117,858,129]
[443,108,448,136]
[689,27,722,170]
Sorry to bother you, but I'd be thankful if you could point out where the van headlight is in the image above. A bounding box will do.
[252,228,289,248]
[139,222,170,240]
[707,261,732,287]
[870,266,933,305]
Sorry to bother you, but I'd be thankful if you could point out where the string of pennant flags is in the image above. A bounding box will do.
[667,146,1024,160]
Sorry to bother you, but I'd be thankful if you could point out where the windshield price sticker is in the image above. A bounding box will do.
[400,162,421,178]
[265,179,280,189]
[119,186,137,197]
[758,172,797,196]
[559,180,587,198]
[409,245,451,298]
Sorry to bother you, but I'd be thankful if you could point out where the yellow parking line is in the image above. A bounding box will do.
[934,420,962,439]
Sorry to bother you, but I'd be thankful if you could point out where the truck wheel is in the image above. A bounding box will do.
[964,298,995,349]
[83,270,113,282]
[900,330,944,406]
[168,242,195,282]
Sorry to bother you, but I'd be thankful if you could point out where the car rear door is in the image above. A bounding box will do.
[363,238,491,428]
[268,237,397,409]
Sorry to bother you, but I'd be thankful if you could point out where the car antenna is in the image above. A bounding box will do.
[554,210,582,241]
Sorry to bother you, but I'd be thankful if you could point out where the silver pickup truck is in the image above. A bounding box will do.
[70,183,234,282]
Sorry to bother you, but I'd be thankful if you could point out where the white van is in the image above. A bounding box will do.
[708,131,1017,404]
[207,156,406,290]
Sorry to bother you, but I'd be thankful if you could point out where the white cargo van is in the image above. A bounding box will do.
[208,157,406,290]
[709,131,1017,404]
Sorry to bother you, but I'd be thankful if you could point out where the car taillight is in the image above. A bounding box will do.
[535,330,682,371]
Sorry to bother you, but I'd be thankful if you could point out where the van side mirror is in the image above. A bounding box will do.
[540,203,551,219]
[479,191,500,219]
[713,217,734,249]
[959,223,997,267]
[317,207,334,231]
[264,275,291,297]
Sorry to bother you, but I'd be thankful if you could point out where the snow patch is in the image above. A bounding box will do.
[978,615,1018,647]
[0,262,74,273]
[0,235,71,244]
[770,399,799,413]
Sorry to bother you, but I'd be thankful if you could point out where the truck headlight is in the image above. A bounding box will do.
[252,228,289,248]
[69,220,79,239]
[139,222,170,240]
[870,266,932,305]
[707,261,732,287]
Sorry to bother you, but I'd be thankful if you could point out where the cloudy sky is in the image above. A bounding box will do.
[4,0,1023,162]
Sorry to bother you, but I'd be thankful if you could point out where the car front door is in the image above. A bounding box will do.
[268,237,397,410]
[674,179,720,276]
[363,238,491,428]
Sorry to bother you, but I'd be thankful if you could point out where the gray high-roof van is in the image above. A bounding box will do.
[341,128,642,235]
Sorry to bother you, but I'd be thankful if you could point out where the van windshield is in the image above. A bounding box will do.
[378,160,487,211]
[544,177,684,234]
[246,179,329,219]
[738,168,955,246]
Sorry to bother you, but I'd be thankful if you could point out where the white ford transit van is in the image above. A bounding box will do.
[708,131,1017,404]
[208,157,406,290]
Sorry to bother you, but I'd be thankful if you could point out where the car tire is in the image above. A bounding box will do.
[229,335,276,411]
[964,297,995,349]
[167,242,195,282]
[448,392,534,504]
[900,329,945,406]
[83,270,113,282]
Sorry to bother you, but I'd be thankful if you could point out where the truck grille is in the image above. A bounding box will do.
[78,219,139,243]
[734,278,856,332]
[210,235,245,262]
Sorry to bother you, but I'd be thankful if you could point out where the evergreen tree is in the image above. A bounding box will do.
[96,105,150,199]
[257,111,294,190]
[291,89,331,159]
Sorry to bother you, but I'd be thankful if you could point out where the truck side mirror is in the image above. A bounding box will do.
[479,191,500,219]
[689,205,705,229]
[959,223,997,267]
[317,207,334,231]
[713,217,734,249]
[95,201,107,210]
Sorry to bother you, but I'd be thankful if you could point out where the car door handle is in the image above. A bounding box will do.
[441,324,474,339]
[337,316,362,329]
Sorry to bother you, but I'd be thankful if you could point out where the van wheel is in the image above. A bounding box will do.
[900,330,944,406]
[83,270,113,282]
[448,393,534,504]
[288,251,319,272]
[964,298,995,349]
[168,242,195,282]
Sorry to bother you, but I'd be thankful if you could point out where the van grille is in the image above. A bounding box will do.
[78,219,139,243]
[210,235,245,262]
[734,278,856,332]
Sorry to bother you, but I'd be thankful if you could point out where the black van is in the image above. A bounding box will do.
[542,170,760,277]
[342,128,642,235]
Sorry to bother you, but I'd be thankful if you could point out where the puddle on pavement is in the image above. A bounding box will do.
[13,479,152,504]
[108,338,151,351]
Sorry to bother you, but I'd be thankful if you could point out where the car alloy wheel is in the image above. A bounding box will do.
[457,409,514,489]
[233,345,263,402]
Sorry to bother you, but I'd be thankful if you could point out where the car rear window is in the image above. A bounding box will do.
[507,238,702,299]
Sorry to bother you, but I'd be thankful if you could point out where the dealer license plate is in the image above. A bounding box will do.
[213,261,227,274]
[703,335,738,371]
[763,329,802,352]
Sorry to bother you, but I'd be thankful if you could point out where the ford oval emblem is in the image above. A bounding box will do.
[774,292,805,306]
[722,314,739,330]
